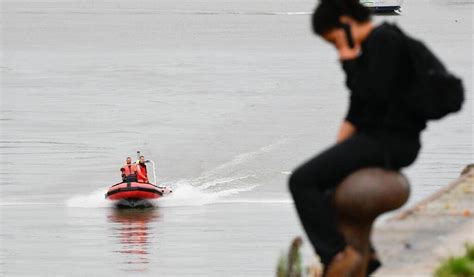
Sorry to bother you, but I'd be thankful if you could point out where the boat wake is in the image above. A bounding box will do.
[157,180,257,207]
[157,139,288,207]
[65,176,258,208]
[66,188,111,208]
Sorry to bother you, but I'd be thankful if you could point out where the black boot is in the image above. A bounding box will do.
[366,245,382,276]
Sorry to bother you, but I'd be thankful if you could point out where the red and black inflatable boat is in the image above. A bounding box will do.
[105,182,172,208]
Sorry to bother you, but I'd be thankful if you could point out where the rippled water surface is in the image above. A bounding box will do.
[1,0,472,275]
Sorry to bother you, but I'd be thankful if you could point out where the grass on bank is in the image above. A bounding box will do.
[435,243,474,277]
[277,237,323,277]
[277,237,303,277]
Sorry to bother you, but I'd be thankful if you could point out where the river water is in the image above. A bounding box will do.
[1,0,472,275]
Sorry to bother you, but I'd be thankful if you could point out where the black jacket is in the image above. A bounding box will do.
[342,23,426,135]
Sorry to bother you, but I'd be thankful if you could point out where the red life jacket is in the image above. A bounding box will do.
[121,164,137,177]
[136,163,148,183]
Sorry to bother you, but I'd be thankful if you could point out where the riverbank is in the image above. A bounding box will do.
[373,166,474,276]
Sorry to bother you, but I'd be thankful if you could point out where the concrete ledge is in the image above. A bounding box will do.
[392,168,474,221]
[373,168,474,276]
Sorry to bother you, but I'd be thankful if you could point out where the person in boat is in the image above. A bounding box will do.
[289,0,428,275]
[136,156,149,183]
[121,157,138,182]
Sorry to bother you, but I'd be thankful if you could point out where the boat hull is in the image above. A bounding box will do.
[106,182,163,201]
[115,198,154,208]
[360,0,401,13]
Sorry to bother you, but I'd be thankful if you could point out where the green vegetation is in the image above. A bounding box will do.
[435,243,474,277]
[277,237,304,277]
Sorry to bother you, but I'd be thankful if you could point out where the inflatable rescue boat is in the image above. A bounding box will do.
[105,154,172,207]
[105,182,171,207]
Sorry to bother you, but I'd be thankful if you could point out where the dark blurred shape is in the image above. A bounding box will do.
[333,168,410,276]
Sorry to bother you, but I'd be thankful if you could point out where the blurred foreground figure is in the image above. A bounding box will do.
[331,168,410,276]
[289,0,424,275]
[289,0,463,275]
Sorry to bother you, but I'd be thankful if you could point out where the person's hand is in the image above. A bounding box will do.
[338,45,361,60]
[337,121,356,143]
[326,27,361,61]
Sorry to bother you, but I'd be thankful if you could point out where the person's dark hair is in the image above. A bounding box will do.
[312,0,371,36]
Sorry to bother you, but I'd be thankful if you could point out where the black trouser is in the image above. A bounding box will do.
[123,174,138,183]
[289,131,420,266]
